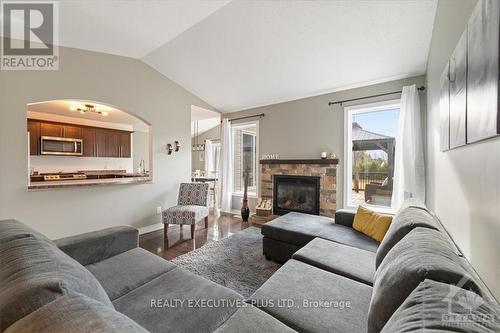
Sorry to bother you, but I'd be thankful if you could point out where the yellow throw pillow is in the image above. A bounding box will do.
[352,206,393,242]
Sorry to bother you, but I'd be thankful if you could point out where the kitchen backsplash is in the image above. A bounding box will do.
[30,156,133,173]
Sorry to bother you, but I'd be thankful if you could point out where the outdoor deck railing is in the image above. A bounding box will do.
[352,172,387,191]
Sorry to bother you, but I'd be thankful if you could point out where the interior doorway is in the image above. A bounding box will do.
[191,105,221,212]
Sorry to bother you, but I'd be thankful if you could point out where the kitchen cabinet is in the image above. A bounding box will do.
[106,130,120,158]
[27,119,40,155]
[119,131,131,158]
[62,125,82,139]
[81,127,95,157]
[28,119,131,158]
[94,129,107,157]
[40,122,63,137]
[40,122,82,139]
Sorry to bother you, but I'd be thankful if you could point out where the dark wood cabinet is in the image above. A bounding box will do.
[119,131,131,158]
[40,122,63,137]
[28,119,132,158]
[81,127,95,157]
[94,129,107,158]
[105,130,120,158]
[27,119,40,155]
[62,125,82,139]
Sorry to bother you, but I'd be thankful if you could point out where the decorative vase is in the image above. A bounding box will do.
[241,171,250,221]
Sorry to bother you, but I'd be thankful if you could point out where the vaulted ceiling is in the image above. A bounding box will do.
[20,0,438,112]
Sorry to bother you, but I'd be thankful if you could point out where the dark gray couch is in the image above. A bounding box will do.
[1,200,499,332]
[0,220,294,333]
[255,201,500,332]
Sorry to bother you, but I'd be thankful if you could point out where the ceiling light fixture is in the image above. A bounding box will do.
[69,103,108,116]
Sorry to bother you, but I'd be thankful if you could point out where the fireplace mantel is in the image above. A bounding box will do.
[260,159,337,217]
[260,159,338,165]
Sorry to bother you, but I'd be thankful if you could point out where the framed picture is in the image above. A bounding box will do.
[466,0,500,143]
[449,29,467,149]
[439,61,450,151]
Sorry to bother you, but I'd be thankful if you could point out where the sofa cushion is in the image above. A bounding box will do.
[382,279,500,333]
[113,267,244,333]
[162,205,209,225]
[0,219,52,244]
[54,226,139,266]
[86,248,176,300]
[5,293,149,333]
[262,212,379,252]
[214,305,297,333]
[375,204,439,268]
[248,259,372,333]
[368,227,484,333]
[0,236,112,332]
[292,237,375,285]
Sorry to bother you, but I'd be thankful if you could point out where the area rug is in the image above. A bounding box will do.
[171,227,281,298]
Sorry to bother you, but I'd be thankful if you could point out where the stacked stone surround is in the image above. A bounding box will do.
[260,160,338,218]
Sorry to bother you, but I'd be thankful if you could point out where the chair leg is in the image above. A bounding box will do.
[190,224,195,239]
[204,216,208,228]
[163,224,168,245]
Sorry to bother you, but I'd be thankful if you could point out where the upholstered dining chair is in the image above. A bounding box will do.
[162,182,209,240]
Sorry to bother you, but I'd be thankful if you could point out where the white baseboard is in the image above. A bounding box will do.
[138,223,163,235]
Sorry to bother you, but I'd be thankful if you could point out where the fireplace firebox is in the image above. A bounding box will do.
[273,175,320,216]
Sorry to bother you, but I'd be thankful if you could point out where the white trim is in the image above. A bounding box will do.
[231,119,260,197]
[138,223,163,235]
[343,99,400,212]
[232,192,258,199]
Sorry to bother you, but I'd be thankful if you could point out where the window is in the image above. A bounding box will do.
[232,121,258,196]
[344,100,400,211]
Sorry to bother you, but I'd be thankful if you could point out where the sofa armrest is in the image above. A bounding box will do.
[334,209,356,228]
[54,226,138,266]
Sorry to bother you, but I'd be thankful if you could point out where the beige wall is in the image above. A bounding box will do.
[225,75,426,207]
[132,131,150,173]
[426,0,499,299]
[0,44,217,239]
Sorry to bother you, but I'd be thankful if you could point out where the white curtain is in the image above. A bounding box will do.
[218,119,233,213]
[204,139,214,175]
[391,84,426,210]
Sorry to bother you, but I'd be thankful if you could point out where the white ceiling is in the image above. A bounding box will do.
[7,1,437,112]
[144,0,437,112]
[57,0,230,59]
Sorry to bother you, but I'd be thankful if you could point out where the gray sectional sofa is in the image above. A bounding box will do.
[0,220,292,333]
[1,200,499,332]
[257,201,500,332]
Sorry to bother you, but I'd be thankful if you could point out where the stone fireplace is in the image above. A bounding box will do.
[260,159,338,217]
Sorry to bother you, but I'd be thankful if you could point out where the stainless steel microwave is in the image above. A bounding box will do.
[40,136,83,156]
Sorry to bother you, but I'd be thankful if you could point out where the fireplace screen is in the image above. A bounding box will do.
[273,175,320,215]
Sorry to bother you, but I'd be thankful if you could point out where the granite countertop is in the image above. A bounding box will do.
[28,176,152,190]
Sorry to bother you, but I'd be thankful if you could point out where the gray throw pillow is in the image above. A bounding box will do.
[0,236,113,331]
[368,227,484,333]
[375,205,439,268]
[382,279,500,332]
[5,293,149,333]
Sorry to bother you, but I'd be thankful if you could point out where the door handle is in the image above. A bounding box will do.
[74,141,77,152]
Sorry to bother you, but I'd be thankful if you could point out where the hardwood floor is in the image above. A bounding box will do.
[140,213,249,260]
